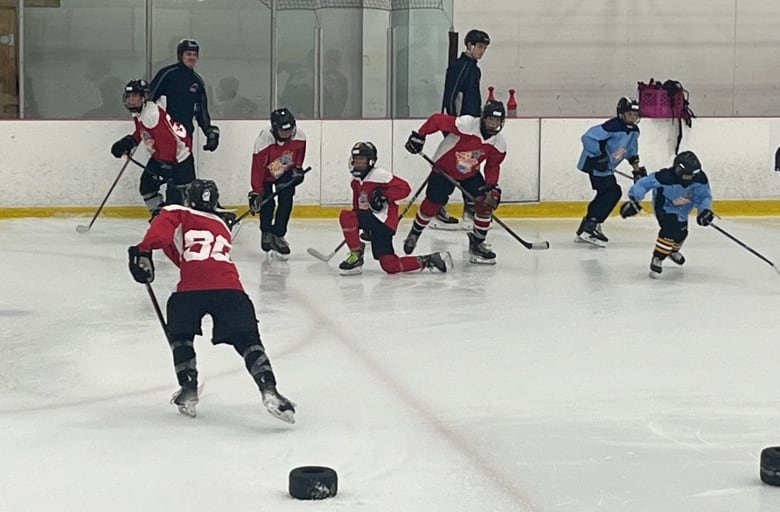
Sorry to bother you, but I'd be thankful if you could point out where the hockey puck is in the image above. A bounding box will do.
[761,447,780,486]
[288,466,337,500]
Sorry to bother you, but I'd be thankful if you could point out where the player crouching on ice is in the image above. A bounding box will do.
[337,141,452,276]
[403,100,507,265]
[619,150,714,278]
[127,179,295,423]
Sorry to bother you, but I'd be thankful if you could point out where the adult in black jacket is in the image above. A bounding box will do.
[149,39,220,152]
[434,29,490,229]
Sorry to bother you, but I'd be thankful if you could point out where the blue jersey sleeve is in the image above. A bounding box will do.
[627,173,660,201]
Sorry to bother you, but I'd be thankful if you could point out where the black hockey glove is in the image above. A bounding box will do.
[476,184,502,210]
[696,208,714,226]
[405,131,425,154]
[620,198,642,218]
[627,155,640,166]
[111,135,136,158]
[584,153,609,172]
[128,245,154,284]
[369,187,388,211]
[248,191,263,214]
[203,125,220,152]
[217,210,237,230]
[632,166,647,183]
[279,166,306,187]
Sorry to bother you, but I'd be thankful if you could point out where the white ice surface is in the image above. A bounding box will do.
[2,215,780,512]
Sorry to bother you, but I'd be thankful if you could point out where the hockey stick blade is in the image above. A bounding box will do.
[306,247,336,262]
[529,241,551,250]
[76,224,91,234]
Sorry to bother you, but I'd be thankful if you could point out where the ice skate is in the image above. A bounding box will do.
[260,385,296,424]
[260,231,273,253]
[403,231,420,255]
[649,256,663,279]
[576,217,608,248]
[467,232,496,265]
[668,251,686,266]
[419,251,453,273]
[339,243,365,276]
[429,206,459,231]
[170,386,199,418]
[359,230,372,244]
[270,234,291,260]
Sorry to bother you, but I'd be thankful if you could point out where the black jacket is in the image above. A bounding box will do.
[149,62,212,137]
[441,52,482,117]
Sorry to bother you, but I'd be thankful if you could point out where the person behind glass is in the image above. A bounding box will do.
[619,151,714,278]
[337,142,452,276]
[149,38,220,153]
[127,179,295,423]
[403,100,507,265]
[575,96,646,247]
[434,28,491,231]
[110,79,195,216]
[248,108,307,259]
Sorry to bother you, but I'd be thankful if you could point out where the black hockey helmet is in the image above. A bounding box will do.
[270,107,297,141]
[177,38,200,59]
[465,29,490,46]
[122,79,150,113]
[480,99,506,138]
[186,179,219,212]
[349,141,377,178]
[616,96,640,116]
[673,150,701,181]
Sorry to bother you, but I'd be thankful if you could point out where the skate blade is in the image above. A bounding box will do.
[339,267,363,276]
[177,403,198,417]
[577,233,607,248]
[648,270,661,279]
[442,252,454,271]
[270,250,290,261]
[267,408,296,424]
[468,255,497,265]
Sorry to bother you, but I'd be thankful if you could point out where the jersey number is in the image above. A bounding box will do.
[182,230,231,262]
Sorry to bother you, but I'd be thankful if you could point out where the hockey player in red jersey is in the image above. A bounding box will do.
[127,179,295,424]
[403,100,507,264]
[248,107,307,259]
[110,79,195,216]
[337,141,452,275]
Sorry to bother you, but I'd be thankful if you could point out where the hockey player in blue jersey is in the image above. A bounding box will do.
[619,150,714,278]
[576,96,646,246]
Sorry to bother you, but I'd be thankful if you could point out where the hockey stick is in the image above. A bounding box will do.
[76,149,138,233]
[144,282,170,340]
[128,156,146,169]
[418,152,550,250]
[231,167,312,229]
[306,174,431,262]
[709,222,780,275]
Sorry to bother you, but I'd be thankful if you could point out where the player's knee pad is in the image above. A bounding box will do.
[233,335,272,379]
[418,199,440,219]
[604,183,622,205]
[168,338,195,365]
[339,209,359,230]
